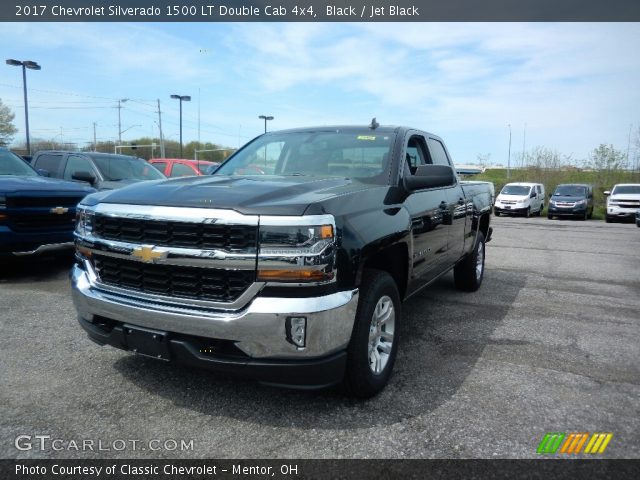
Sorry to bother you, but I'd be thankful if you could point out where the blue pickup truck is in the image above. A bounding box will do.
[1,148,95,256]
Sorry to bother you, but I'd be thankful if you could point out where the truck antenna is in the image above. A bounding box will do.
[369,118,379,130]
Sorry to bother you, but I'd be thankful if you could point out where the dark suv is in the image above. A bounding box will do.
[31,151,165,190]
[548,184,594,220]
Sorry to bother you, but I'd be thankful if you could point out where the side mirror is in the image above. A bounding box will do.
[405,164,455,191]
[72,171,96,185]
[530,192,536,198]
[603,191,611,196]
[36,169,50,177]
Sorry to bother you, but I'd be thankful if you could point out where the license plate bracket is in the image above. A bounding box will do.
[123,324,170,361]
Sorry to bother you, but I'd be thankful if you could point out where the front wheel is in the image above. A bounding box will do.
[343,270,400,398]
[605,216,612,223]
[525,207,531,218]
[454,231,486,292]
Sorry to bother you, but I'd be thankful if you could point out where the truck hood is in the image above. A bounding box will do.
[98,179,145,191]
[83,175,376,215]
[0,175,95,195]
[609,193,640,200]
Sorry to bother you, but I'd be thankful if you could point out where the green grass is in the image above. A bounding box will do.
[469,167,640,221]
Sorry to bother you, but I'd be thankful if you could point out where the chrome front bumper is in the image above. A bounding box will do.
[71,264,358,359]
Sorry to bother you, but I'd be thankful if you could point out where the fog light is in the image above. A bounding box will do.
[286,316,306,348]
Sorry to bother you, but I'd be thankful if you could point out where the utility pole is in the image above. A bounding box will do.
[507,124,512,179]
[117,98,128,143]
[93,122,97,151]
[522,123,527,165]
[198,87,201,145]
[157,99,166,157]
[626,123,632,165]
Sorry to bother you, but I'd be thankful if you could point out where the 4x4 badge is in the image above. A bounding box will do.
[131,246,166,263]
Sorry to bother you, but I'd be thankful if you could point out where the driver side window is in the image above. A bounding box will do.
[404,135,430,176]
[63,155,93,181]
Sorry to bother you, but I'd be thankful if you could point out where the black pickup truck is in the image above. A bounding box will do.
[1,148,95,256]
[71,125,493,397]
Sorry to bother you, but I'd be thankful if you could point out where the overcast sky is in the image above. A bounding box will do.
[2,22,639,164]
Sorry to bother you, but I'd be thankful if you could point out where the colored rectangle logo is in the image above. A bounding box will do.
[537,432,612,454]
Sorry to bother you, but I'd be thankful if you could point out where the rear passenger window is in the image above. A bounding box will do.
[151,162,167,173]
[170,163,196,177]
[34,154,64,177]
[427,139,451,166]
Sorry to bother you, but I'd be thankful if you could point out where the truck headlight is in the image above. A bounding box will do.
[575,199,586,206]
[75,206,94,237]
[257,217,336,283]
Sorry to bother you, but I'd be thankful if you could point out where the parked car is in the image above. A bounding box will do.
[31,151,165,190]
[604,184,640,223]
[148,158,219,177]
[494,182,545,217]
[547,184,594,220]
[72,124,494,398]
[0,148,95,256]
[636,209,640,227]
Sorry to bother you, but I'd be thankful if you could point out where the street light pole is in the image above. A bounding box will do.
[258,115,274,133]
[171,94,191,157]
[507,124,512,180]
[6,59,41,155]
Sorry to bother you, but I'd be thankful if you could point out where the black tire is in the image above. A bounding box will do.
[454,231,486,292]
[343,269,400,398]
[605,216,612,223]
[538,205,544,216]
[547,214,553,220]
[525,207,531,218]
[588,209,593,219]
[494,210,500,217]
[580,210,588,221]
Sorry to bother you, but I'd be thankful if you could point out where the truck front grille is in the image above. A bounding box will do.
[93,215,257,251]
[11,212,76,232]
[93,254,255,302]
[7,196,84,209]
[616,200,640,209]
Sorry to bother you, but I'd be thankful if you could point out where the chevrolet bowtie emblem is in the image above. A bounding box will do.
[50,206,69,215]
[131,246,166,263]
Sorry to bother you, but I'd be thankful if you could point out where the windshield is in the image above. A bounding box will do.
[92,155,165,181]
[612,185,640,195]
[0,150,39,177]
[554,185,586,197]
[500,185,531,196]
[215,131,395,182]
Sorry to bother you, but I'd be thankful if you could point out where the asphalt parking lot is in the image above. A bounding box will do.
[1,216,639,459]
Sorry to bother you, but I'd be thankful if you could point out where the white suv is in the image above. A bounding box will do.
[605,184,640,223]
[494,182,545,217]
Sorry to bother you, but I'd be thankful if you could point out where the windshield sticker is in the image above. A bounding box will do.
[357,135,376,141]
